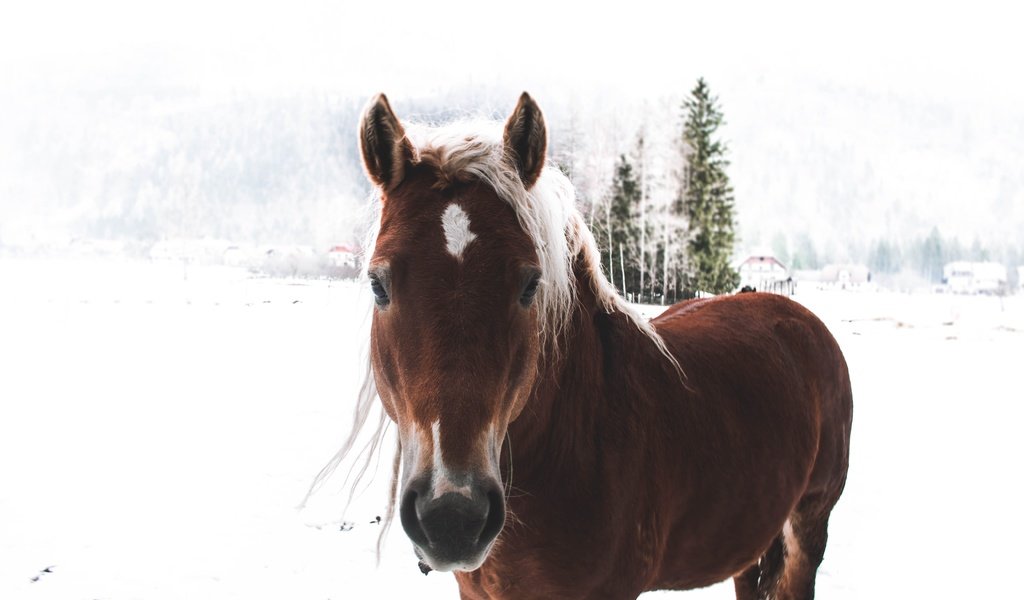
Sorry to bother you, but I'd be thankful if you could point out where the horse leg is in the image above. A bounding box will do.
[732,534,785,600]
[755,533,785,599]
[733,562,760,600]
[775,497,833,600]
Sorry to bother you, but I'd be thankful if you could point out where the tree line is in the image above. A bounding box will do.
[11,76,1017,294]
[574,78,740,304]
[867,228,1022,287]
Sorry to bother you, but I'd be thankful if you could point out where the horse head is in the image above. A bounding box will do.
[358,92,551,572]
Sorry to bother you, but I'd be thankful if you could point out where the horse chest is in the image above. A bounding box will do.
[456,484,663,598]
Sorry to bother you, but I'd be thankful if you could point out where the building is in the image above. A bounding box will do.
[736,252,790,293]
[943,261,1007,294]
[327,244,358,269]
[790,264,872,291]
[149,239,232,263]
[821,264,871,288]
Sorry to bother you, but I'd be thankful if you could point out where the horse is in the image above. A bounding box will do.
[321,92,853,599]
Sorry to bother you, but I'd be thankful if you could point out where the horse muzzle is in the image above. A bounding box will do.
[399,474,505,572]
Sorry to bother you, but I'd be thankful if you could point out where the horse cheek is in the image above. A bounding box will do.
[505,335,539,424]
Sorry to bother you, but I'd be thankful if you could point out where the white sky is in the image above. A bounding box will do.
[2,0,1022,250]
[2,0,1022,105]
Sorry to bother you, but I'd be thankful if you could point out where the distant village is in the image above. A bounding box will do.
[10,237,1019,298]
[24,237,362,280]
[736,249,1019,296]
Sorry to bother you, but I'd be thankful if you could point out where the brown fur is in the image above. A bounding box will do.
[370,169,542,471]
[454,273,851,599]
[360,95,852,599]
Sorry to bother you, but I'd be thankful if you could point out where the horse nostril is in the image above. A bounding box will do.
[400,488,429,548]
[479,487,506,547]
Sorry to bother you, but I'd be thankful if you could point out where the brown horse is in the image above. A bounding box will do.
[324,92,852,599]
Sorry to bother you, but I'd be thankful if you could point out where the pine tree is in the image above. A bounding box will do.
[601,153,643,299]
[676,78,740,295]
[791,233,820,270]
[969,237,989,261]
[868,238,901,274]
[913,227,947,283]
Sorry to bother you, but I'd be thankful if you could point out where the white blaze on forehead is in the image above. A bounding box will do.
[441,203,477,260]
[430,419,472,500]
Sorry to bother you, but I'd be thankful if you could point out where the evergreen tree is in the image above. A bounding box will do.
[591,194,613,283]
[791,233,820,270]
[913,226,946,283]
[868,238,901,274]
[968,237,989,261]
[771,232,791,267]
[676,78,740,294]
[601,153,643,298]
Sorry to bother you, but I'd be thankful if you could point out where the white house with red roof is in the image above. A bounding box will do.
[327,243,358,269]
[735,250,790,291]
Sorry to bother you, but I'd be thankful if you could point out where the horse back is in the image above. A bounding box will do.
[652,293,852,481]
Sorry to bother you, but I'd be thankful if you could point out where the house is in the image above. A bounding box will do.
[327,244,358,269]
[150,239,232,263]
[821,264,871,288]
[736,252,790,292]
[222,245,250,267]
[69,238,124,257]
[790,264,872,291]
[259,245,319,278]
[943,261,1007,294]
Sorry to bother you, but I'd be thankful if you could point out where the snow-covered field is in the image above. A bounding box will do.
[1,257,1021,599]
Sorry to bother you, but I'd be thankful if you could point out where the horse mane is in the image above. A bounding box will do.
[301,119,681,556]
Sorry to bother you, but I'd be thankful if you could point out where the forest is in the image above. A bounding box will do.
[1,74,1021,294]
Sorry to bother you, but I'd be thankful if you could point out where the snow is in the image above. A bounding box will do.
[1,258,1021,599]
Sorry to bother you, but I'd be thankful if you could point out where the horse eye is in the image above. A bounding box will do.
[369,274,390,307]
[520,272,541,307]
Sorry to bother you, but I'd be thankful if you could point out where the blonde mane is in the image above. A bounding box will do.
[302,120,681,553]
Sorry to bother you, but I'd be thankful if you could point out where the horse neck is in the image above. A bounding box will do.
[506,258,658,483]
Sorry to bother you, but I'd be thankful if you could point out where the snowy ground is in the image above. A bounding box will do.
[1,257,1021,599]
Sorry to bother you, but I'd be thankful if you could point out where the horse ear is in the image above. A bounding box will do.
[359,93,414,190]
[503,92,547,189]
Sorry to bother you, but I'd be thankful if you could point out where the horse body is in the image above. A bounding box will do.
[456,264,851,599]
[342,91,852,599]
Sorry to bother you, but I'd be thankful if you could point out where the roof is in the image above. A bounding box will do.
[738,255,788,271]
